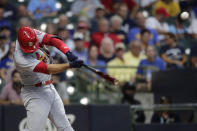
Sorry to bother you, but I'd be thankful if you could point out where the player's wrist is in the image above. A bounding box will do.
[65,51,78,62]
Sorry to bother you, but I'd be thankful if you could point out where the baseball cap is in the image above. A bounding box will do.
[73,32,84,40]
[115,43,125,50]
[156,8,170,17]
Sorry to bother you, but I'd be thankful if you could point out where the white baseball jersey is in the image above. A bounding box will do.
[14,29,51,87]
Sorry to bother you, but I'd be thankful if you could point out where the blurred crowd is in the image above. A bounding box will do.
[0,0,197,121]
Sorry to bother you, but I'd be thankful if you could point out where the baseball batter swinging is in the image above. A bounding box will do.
[14,26,83,131]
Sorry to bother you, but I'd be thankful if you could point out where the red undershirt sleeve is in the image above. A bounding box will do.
[33,61,49,74]
[41,33,70,54]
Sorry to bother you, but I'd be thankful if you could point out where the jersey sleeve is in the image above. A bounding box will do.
[33,61,49,74]
[41,33,70,54]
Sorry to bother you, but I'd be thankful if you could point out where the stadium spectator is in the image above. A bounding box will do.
[71,0,102,19]
[0,41,15,69]
[76,17,90,44]
[169,13,189,39]
[140,29,152,54]
[27,0,57,19]
[57,27,74,51]
[98,37,115,63]
[153,0,180,17]
[57,14,68,28]
[73,32,88,61]
[128,12,159,46]
[17,4,29,18]
[46,23,57,34]
[0,68,6,94]
[146,7,170,40]
[0,25,11,39]
[107,43,130,83]
[188,19,197,39]
[136,45,166,91]
[101,0,138,17]
[52,74,70,105]
[0,0,16,20]
[151,96,180,123]
[16,17,33,31]
[91,18,121,50]
[116,3,135,33]
[0,70,22,105]
[0,7,12,31]
[85,45,106,73]
[189,45,197,68]
[160,33,187,69]
[123,40,146,82]
[121,82,145,123]
[0,29,10,60]
[137,0,157,10]
[110,15,128,45]
[192,2,197,18]
[90,6,106,33]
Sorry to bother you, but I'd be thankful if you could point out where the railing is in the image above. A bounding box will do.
[130,103,197,129]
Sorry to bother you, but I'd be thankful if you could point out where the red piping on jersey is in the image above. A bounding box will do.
[33,61,49,74]
[42,34,70,54]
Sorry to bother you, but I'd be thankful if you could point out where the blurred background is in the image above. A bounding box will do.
[1,0,197,131]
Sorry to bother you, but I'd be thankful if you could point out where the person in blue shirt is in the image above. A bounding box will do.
[136,45,166,91]
[73,32,88,62]
[127,12,159,46]
[85,45,106,73]
[27,0,57,19]
[137,45,166,76]
[0,41,15,69]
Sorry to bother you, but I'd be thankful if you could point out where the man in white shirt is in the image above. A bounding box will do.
[145,7,170,40]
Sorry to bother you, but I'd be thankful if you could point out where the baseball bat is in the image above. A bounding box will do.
[82,64,119,85]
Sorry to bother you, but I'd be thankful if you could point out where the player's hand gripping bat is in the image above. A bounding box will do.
[82,64,119,85]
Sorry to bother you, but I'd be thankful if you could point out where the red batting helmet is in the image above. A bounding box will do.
[17,26,39,53]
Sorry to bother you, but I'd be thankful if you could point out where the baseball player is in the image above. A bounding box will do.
[14,26,83,131]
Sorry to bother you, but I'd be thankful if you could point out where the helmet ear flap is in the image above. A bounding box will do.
[17,26,39,53]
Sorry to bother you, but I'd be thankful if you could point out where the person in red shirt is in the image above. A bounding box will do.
[91,18,121,51]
